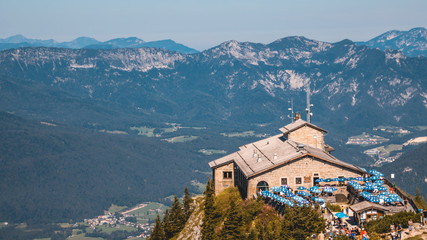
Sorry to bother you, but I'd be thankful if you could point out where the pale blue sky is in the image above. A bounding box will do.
[0,0,426,50]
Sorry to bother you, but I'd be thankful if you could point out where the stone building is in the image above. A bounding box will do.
[209,118,366,198]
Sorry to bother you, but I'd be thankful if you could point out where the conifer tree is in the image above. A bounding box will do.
[222,199,243,240]
[202,178,217,240]
[183,186,193,221]
[162,209,171,238]
[281,205,325,239]
[415,187,427,209]
[247,228,258,240]
[165,195,185,238]
[149,215,165,240]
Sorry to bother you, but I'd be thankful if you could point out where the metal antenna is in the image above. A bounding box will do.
[305,84,313,123]
[288,98,294,122]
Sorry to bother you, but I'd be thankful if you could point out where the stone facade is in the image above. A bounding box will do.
[286,126,325,150]
[213,163,234,196]
[246,156,362,197]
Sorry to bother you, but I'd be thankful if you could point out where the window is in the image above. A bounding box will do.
[296,177,302,185]
[281,178,288,186]
[256,181,269,192]
[314,173,319,177]
[223,171,232,179]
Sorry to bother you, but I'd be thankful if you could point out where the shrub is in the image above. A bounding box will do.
[365,211,421,234]
[326,203,342,212]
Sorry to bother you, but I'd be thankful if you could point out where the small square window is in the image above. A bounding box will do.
[223,171,232,179]
[296,177,302,185]
[281,178,287,186]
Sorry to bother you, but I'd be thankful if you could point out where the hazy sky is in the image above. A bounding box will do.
[0,0,426,50]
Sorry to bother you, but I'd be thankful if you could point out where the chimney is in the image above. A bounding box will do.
[294,113,301,121]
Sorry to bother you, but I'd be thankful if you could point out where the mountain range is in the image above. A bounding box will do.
[0,29,426,223]
[357,27,427,57]
[0,35,199,54]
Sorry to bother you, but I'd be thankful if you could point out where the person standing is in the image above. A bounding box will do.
[397,223,402,239]
[424,210,427,226]
[318,231,325,240]
[360,228,367,239]
[408,218,413,235]
[391,230,397,240]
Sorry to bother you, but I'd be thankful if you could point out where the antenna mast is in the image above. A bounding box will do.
[288,98,294,122]
[306,85,313,123]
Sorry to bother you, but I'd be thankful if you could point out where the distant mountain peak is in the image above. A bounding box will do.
[3,34,28,43]
[357,27,427,57]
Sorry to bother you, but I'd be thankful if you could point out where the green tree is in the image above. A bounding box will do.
[149,215,165,240]
[221,199,243,240]
[202,178,217,240]
[281,205,325,239]
[164,195,185,238]
[414,187,427,209]
[246,228,258,240]
[161,209,171,238]
[183,186,193,221]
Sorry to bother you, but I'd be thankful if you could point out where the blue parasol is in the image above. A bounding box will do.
[335,212,348,218]
[311,197,325,203]
[297,186,306,190]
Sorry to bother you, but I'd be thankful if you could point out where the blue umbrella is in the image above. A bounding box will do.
[370,176,379,180]
[348,181,357,185]
[297,186,306,190]
[354,185,364,190]
[293,196,304,201]
[368,196,380,203]
[384,198,394,203]
[355,177,364,181]
[333,178,340,182]
[360,191,371,197]
[361,167,367,172]
[338,178,347,182]
[297,191,311,197]
[323,187,338,193]
[315,178,325,182]
[312,197,325,203]
[271,186,280,192]
[335,212,348,218]
[309,188,321,194]
[377,195,388,200]
[374,180,384,185]
[348,177,355,181]
[286,193,296,198]
[377,186,387,191]
[324,178,332,182]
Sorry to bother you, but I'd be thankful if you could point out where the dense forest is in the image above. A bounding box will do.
[0,111,214,223]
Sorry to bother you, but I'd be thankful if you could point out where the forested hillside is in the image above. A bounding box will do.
[0,111,209,223]
[380,143,427,199]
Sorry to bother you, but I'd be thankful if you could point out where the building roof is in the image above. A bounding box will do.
[350,201,390,213]
[279,119,327,134]
[208,132,366,178]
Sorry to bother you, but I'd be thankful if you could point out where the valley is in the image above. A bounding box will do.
[0,28,426,239]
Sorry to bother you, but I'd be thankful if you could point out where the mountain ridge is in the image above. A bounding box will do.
[357,27,427,57]
[0,35,199,54]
